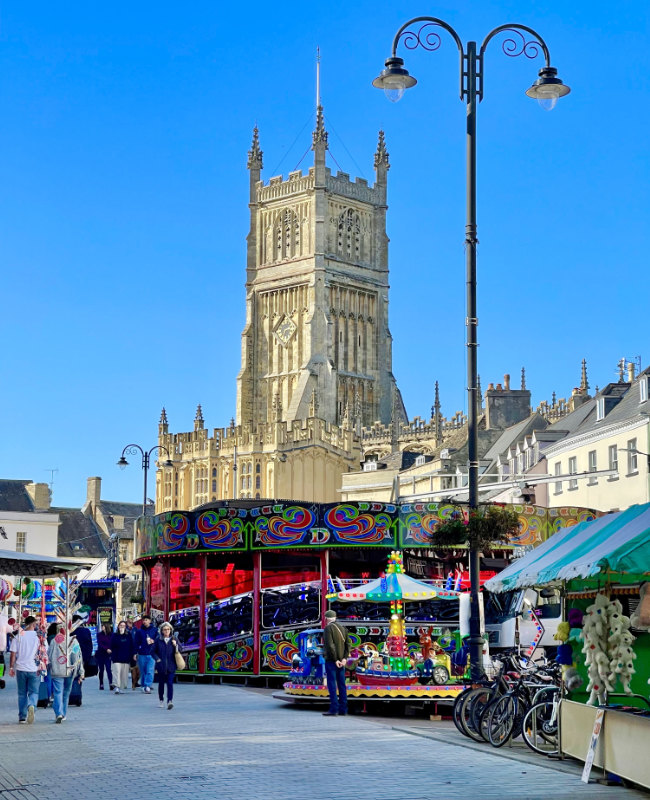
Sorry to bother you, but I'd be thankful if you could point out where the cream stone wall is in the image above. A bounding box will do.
[546,418,650,512]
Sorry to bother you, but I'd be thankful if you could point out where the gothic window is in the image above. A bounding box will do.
[338,209,361,260]
[255,476,260,489]
[212,467,217,477]
[255,463,260,473]
[212,480,217,492]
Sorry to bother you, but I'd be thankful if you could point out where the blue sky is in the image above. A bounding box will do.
[1,1,648,509]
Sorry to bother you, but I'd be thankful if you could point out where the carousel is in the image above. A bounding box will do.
[280,552,472,703]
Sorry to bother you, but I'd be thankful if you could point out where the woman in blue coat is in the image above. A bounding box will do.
[152,621,182,710]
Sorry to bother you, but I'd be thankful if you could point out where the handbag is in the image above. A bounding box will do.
[84,654,98,678]
[174,649,186,671]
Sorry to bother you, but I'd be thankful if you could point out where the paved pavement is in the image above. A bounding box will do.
[0,677,647,800]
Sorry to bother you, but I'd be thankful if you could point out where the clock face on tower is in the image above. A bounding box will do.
[274,315,297,346]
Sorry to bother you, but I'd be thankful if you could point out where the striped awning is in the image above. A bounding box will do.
[484,502,650,593]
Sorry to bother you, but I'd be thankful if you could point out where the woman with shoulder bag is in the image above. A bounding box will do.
[152,621,183,710]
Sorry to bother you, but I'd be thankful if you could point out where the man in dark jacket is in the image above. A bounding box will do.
[71,616,93,665]
[322,610,350,717]
[134,615,158,695]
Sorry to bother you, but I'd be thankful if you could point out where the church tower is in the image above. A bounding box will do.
[236,111,402,429]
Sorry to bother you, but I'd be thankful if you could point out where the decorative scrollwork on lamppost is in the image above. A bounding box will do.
[373,17,569,678]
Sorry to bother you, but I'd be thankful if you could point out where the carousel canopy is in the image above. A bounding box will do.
[485,502,650,593]
[0,549,92,577]
[331,572,460,602]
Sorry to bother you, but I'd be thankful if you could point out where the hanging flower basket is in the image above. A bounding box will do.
[431,506,520,550]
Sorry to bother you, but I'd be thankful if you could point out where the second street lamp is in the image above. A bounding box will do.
[374,17,569,677]
[117,443,173,518]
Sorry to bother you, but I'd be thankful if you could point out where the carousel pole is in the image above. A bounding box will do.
[199,554,207,676]
[252,552,261,675]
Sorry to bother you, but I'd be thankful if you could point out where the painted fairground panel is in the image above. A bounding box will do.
[249,502,321,549]
[260,628,302,675]
[399,502,598,548]
[320,502,398,548]
[135,516,157,560]
[546,506,597,538]
[399,502,461,548]
[136,509,247,561]
[205,634,254,674]
[168,558,201,672]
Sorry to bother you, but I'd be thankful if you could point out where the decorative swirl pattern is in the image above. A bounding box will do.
[263,639,299,671]
[255,506,315,546]
[499,28,542,60]
[196,511,243,549]
[399,22,442,52]
[510,513,542,546]
[325,505,392,544]
[209,644,253,672]
[157,513,190,552]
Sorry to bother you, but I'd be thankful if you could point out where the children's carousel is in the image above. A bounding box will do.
[281,552,473,703]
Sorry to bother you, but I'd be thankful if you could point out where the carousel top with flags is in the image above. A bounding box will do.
[327,551,462,602]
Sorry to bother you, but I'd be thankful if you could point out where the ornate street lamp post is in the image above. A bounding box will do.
[117,443,173,517]
[373,18,569,677]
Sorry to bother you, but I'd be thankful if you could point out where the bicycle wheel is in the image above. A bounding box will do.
[452,687,477,737]
[486,694,517,747]
[522,702,559,756]
[461,688,494,742]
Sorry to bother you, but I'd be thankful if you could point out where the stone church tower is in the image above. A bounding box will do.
[155,111,404,510]
[237,110,403,431]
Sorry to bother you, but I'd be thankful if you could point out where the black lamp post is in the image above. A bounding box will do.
[117,444,173,517]
[373,18,569,677]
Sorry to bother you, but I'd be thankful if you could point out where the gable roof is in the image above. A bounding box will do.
[0,480,34,513]
[51,508,109,559]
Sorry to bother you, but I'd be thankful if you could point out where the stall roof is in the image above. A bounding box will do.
[485,502,650,593]
[0,549,92,577]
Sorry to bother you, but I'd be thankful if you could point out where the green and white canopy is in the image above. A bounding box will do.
[485,501,650,593]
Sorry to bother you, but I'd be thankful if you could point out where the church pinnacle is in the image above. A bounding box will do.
[194,403,204,431]
[374,130,390,170]
[580,358,589,393]
[247,126,263,170]
[312,105,328,149]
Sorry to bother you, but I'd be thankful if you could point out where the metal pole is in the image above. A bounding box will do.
[142,451,149,517]
[465,41,482,678]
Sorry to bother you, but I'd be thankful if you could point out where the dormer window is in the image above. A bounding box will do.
[363,461,378,472]
[415,455,426,467]
[640,376,648,404]
[596,397,605,421]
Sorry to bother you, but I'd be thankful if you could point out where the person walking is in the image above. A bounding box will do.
[96,622,114,691]
[47,626,84,723]
[134,614,157,694]
[322,609,350,717]
[152,622,182,710]
[108,620,135,694]
[8,616,41,724]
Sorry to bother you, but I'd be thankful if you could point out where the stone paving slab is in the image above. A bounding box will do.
[0,678,647,800]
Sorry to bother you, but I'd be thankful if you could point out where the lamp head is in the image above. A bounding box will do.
[164,458,173,468]
[526,66,570,111]
[372,56,417,103]
[117,456,129,470]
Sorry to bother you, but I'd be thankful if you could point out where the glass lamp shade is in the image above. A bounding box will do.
[117,457,129,470]
[372,56,417,103]
[526,66,570,111]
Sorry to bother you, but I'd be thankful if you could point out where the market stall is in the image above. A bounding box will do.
[485,502,650,788]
